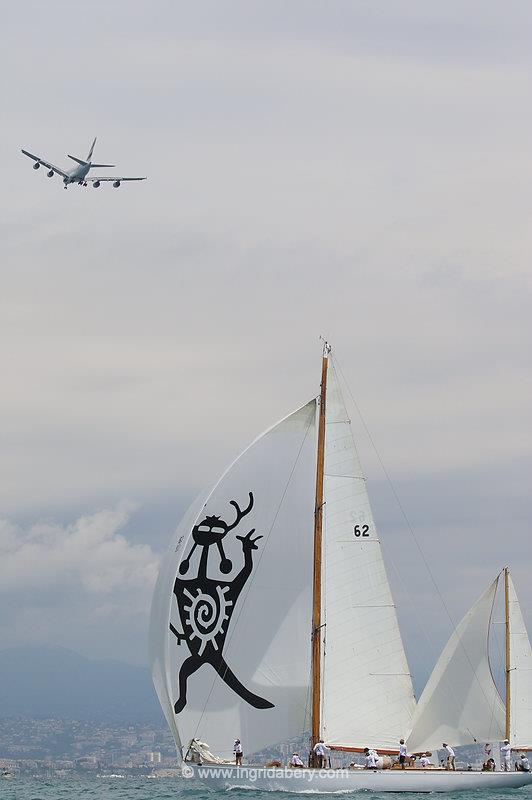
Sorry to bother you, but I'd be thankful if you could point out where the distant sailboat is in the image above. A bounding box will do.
[150,345,532,791]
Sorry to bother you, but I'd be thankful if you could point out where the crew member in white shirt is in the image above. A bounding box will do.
[313,739,328,768]
[234,739,243,767]
[364,748,379,769]
[289,753,304,768]
[398,739,407,769]
[501,739,512,772]
[419,753,432,768]
[442,744,455,771]
[518,754,530,772]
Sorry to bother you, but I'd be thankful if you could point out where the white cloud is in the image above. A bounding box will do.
[0,505,159,664]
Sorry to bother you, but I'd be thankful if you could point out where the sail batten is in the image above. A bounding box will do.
[320,359,416,750]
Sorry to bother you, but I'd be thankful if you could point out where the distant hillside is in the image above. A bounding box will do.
[0,645,164,723]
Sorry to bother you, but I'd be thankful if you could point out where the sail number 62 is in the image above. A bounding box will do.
[354,525,370,537]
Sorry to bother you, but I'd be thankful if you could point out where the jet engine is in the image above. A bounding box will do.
[93,181,101,188]
[33,162,40,170]
[47,170,54,177]
[113,180,121,188]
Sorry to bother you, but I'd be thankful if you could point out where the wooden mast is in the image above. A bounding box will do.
[311,343,329,751]
[504,566,511,743]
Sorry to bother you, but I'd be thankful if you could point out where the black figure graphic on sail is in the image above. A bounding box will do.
[170,491,274,713]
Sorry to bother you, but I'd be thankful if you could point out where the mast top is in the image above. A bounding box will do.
[319,337,331,359]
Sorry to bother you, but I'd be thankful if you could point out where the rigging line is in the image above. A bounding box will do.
[487,575,505,739]
[333,351,506,727]
[492,620,505,694]
[330,354,443,692]
[333,353,453,621]
[191,405,316,742]
[302,664,312,743]
[488,576,504,700]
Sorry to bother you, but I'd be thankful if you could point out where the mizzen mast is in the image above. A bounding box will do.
[311,342,330,750]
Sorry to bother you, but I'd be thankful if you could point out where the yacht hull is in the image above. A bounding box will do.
[184,764,532,793]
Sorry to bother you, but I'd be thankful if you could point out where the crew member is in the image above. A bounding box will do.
[290,753,304,768]
[442,743,455,771]
[501,739,512,772]
[313,739,328,768]
[399,739,407,769]
[518,754,530,772]
[234,739,243,767]
[364,748,379,769]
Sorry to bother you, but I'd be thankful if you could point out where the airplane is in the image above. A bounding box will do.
[21,137,146,189]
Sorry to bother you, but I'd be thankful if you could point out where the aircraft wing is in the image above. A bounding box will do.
[86,176,147,182]
[21,148,69,179]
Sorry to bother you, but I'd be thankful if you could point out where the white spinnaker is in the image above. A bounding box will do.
[508,574,532,749]
[150,401,316,761]
[320,360,416,750]
[407,578,505,753]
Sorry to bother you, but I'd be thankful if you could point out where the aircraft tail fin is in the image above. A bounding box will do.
[86,137,97,161]
[67,155,88,166]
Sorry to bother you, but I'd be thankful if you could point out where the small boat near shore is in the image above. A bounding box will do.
[150,345,532,792]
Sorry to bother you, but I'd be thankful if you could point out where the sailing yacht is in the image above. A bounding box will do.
[150,346,532,791]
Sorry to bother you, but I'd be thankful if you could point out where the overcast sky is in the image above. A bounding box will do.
[1,2,531,691]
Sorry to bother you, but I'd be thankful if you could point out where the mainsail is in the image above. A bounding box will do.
[508,573,532,749]
[150,401,317,761]
[320,360,416,750]
[407,578,505,753]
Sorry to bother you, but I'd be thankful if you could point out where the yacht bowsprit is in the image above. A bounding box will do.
[150,345,532,791]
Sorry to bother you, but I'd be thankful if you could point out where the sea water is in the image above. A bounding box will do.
[1,776,532,800]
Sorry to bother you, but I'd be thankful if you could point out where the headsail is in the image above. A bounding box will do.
[320,358,416,750]
[150,401,317,761]
[407,578,505,753]
[508,573,532,749]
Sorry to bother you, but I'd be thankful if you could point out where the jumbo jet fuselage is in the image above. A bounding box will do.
[62,138,114,186]
[64,160,92,185]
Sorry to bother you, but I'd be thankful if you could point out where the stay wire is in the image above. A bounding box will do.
[333,350,504,736]
[486,580,506,741]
